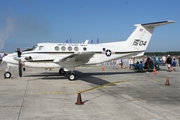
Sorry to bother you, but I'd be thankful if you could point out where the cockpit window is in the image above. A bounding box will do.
[32,45,38,50]
[39,46,45,51]
[23,44,38,51]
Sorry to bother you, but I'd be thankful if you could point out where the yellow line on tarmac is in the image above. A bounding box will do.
[37,92,63,95]
[78,80,127,93]
[37,80,127,95]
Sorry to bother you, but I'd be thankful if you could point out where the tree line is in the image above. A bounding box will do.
[144,51,180,56]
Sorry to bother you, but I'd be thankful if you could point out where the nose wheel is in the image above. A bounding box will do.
[4,72,11,78]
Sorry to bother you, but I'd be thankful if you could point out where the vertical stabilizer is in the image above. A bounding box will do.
[125,20,175,51]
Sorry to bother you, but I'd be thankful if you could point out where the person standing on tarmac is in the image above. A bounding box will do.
[178,55,180,66]
[129,57,134,69]
[172,58,178,71]
[154,55,160,70]
[166,55,172,72]
[162,56,166,66]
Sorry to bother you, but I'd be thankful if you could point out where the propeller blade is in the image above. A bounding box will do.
[18,61,22,77]
[17,48,22,77]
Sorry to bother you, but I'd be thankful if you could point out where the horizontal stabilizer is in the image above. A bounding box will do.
[135,20,175,27]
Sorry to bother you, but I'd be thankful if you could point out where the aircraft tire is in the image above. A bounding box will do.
[4,72,11,79]
[68,73,76,81]
[59,68,65,75]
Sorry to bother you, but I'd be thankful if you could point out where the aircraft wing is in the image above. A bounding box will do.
[53,52,95,66]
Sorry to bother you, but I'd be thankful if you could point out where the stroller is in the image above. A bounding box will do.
[144,58,154,72]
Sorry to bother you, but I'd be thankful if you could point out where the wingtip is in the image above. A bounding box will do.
[167,20,175,23]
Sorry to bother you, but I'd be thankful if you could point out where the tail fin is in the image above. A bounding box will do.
[125,20,175,51]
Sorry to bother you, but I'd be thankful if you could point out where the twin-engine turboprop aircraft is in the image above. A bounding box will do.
[2,20,174,80]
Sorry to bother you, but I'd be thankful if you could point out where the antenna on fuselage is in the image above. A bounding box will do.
[97,38,99,44]
[91,39,93,44]
[84,40,89,44]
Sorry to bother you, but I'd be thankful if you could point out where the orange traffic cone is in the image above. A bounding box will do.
[153,69,157,75]
[102,66,105,71]
[165,78,170,86]
[75,92,84,105]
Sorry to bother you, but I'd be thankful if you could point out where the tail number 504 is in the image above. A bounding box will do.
[133,40,147,46]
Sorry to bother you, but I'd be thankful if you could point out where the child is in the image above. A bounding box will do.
[138,61,144,71]
[172,59,177,71]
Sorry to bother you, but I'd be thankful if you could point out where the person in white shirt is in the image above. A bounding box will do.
[129,57,134,69]
[162,56,166,66]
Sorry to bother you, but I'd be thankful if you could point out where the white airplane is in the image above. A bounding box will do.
[2,20,174,80]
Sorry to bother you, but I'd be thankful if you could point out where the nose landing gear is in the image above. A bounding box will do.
[4,71,11,78]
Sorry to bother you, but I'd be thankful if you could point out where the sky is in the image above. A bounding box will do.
[0,0,179,52]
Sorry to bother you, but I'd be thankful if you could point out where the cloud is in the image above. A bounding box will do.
[0,18,14,51]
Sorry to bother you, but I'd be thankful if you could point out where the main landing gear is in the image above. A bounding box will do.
[59,68,65,75]
[68,72,76,81]
[59,68,76,81]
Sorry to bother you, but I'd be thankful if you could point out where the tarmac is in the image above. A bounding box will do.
[0,63,180,120]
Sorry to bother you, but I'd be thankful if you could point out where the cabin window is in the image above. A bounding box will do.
[55,46,59,51]
[103,48,106,51]
[83,47,87,51]
[74,46,79,51]
[61,46,66,51]
[68,46,72,51]
[39,46,45,51]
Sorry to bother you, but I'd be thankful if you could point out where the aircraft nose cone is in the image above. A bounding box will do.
[2,56,8,63]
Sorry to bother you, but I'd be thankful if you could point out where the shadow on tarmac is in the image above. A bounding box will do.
[23,70,135,86]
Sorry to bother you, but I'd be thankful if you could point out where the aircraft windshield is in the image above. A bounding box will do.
[23,45,38,51]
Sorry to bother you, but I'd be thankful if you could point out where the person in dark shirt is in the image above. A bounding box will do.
[166,55,172,72]
[144,57,154,70]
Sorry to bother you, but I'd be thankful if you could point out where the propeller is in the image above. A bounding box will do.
[17,48,22,77]
[18,61,22,77]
